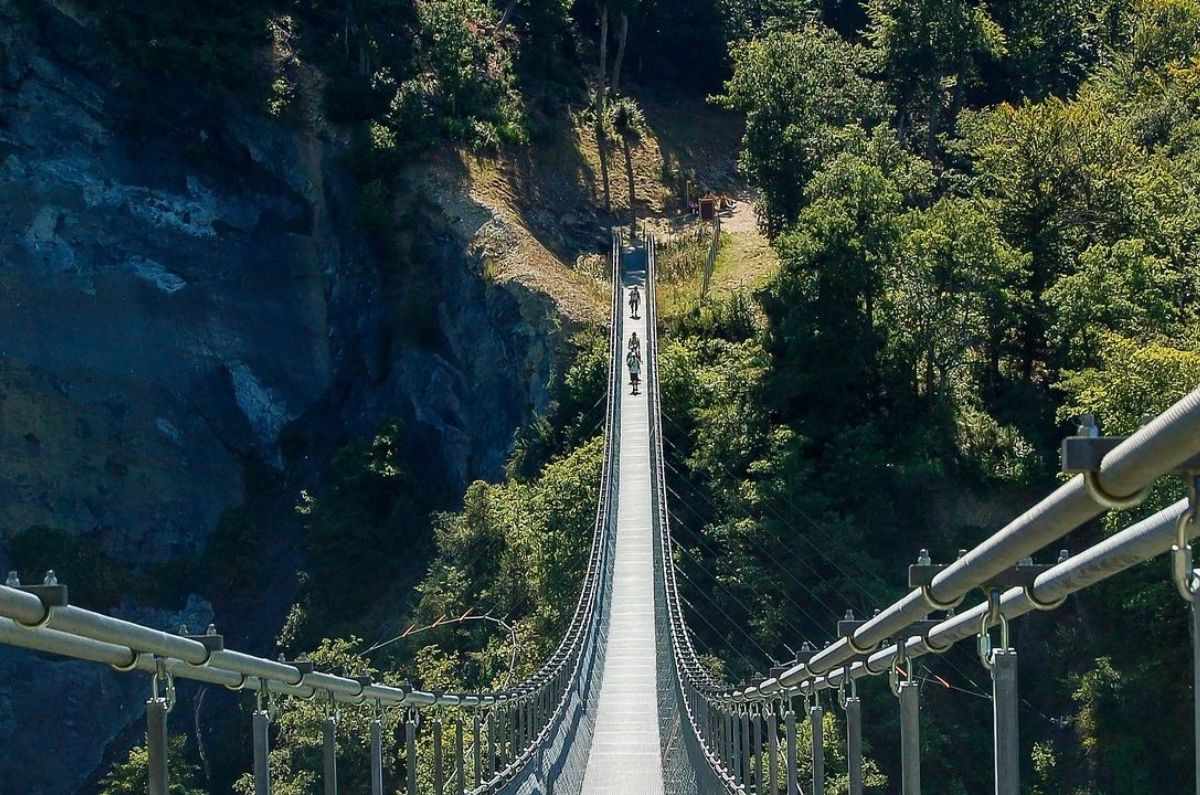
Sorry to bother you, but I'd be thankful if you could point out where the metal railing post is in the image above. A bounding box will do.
[433,716,445,795]
[845,696,864,795]
[370,715,384,795]
[900,681,921,795]
[473,710,483,789]
[741,705,752,786]
[147,696,170,795]
[753,704,764,793]
[785,706,798,795]
[1194,601,1200,795]
[455,716,466,795]
[767,703,779,795]
[811,699,825,795]
[731,707,741,783]
[724,708,733,772]
[322,712,338,795]
[406,713,418,795]
[992,649,1019,795]
[253,709,271,795]
[486,709,496,778]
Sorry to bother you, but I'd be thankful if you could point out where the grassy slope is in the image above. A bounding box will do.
[411,89,776,325]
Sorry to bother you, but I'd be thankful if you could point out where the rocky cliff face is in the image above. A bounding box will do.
[0,3,563,791]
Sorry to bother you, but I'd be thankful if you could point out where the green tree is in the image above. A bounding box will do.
[716,25,889,235]
[100,735,205,795]
[866,0,1007,157]
[610,96,646,223]
[956,97,1145,380]
[880,197,1031,401]
[1044,238,1184,365]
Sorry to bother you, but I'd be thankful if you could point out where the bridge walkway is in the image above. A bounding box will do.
[581,248,666,793]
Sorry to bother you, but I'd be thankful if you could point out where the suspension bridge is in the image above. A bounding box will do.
[2,230,1200,794]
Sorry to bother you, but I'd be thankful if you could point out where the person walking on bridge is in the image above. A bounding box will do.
[628,285,641,319]
[628,331,640,359]
[627,348,642,395]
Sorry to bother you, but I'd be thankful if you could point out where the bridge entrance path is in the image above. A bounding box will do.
[581,248,666,793]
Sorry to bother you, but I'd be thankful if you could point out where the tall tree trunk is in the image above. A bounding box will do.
[926,86,939,159]
[948,53,970,133]
[622,135,636,224]
[343,0,355,62]
[498,0,517,28]
[612,12,629,95]
[598,4,609,107]
[597,121,612,213]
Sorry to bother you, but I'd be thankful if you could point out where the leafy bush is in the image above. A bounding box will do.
[100,734,205,795]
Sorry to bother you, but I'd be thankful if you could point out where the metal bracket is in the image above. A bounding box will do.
[282,658,316,691]
[837,613,878,656]
[182,626,224,663]
[1061,416,1151,509]
[5,571,69,628]
[909,551,967,612]
[284,659,316,674]
[907,563,950,589]
[980,560,1055,592]
[769,641,818,680]
[1061,434,1126,473]
[897,620,949,653]
[19,583,69,608]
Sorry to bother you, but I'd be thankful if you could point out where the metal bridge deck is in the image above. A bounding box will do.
[581,251,666,793]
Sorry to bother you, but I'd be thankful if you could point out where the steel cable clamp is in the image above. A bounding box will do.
[977,589,1010,671]
[888,639,908,698]
[1172,472,1200,601]
[152,656,177,713]
[836,669,857,711]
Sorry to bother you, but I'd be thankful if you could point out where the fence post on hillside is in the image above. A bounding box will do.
[406,711,419,795]
[701,215,720,298]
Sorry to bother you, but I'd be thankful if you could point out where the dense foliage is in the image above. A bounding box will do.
[69,0,1200,791]
[655,0,1200,791]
